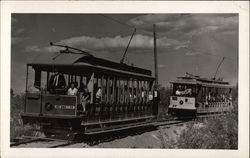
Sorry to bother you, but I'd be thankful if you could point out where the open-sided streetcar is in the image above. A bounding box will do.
[168,73,233,117]
[21,46,159,139]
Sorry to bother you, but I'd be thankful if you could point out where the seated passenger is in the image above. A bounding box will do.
[176,89,182,95]
[67,82,78,95]
[176,85,183,95]
[80,88,90,113]
[141,88,146,103]
[184,88,192,95]
[95,87,102,103]
[148,91,153,103]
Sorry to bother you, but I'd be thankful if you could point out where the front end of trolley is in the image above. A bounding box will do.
[168,81,197,117]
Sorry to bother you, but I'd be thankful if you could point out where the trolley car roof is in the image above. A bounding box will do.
[170,76,233,88]
[28,51,154,80]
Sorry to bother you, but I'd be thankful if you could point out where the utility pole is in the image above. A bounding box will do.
[153,24,158,85]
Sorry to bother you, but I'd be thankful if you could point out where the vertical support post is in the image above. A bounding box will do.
[46,71,50,91]
[131,79,134,111]
[117,78,120,104]
[153,24,158,85]
[106,76,110,104]
[101,75,104,103]
[68,74,70,85]
[138,80,141,103]
[24,65,29,112]
[112,77,116,104]
[135,79,139,103]
[122,79,125,104]
[87,72,95,104]
[131,79,134,101]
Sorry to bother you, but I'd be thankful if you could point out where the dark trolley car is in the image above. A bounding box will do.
[168,73,233,117]
[21,47,158,139]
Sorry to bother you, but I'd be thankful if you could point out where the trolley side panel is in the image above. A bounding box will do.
[25,92,41,114]
[42,95,77,116]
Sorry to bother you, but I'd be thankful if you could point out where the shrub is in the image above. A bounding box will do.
[10,93,42,141]
[176,103,238,149]
[158,86,172,120]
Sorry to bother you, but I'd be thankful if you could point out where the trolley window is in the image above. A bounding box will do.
[172,83,196,97]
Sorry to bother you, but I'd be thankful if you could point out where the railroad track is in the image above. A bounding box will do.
[11,114,221,148]
[11,136,79,148]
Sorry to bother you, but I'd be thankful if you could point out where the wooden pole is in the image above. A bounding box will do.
[24,65,29,112]
[153,24,158,85]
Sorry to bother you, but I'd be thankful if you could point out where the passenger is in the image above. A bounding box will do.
[96,87,102,103]
[184,88,192,96]
[80,88,90,113]
[129,88,133,103]
[67,82,78,95]
[205,95,209,105]
[78,82,86,92]
[133,88,137,102]
[48,72,66,93]
[222,93,226,101]
[176,85,182,95]
[148,91,153,103]
[141,88,146,103]
[153,86,161,115]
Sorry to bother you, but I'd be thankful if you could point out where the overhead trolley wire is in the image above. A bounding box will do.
[100,14,135,29]
[99,14,151,35]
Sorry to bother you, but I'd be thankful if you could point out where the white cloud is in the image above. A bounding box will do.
[11,37,23,45]
[42,34,186,53]
[185,51,201,56]
[175,44,189,50]
[158,64,168,69]
[25,45,41,52]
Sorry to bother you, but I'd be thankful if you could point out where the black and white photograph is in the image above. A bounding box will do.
[1,1,249,158]
[9,13,239,148]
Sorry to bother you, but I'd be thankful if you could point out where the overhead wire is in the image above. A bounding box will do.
[100,14,135,29]
[100,14,151,35]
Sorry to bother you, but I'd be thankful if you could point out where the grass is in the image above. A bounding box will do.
[10,93,42,141]
[176,102,238,149]
[157,86,238,149]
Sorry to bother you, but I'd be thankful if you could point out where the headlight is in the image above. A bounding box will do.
[179,100,183,105]
[45,102,53,111]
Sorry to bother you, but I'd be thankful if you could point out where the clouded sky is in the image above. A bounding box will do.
[11,14,238,93]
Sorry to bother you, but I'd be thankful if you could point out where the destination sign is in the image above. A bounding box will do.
[54,105,75,110]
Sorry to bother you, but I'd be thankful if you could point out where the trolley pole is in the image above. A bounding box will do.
[153,24,158,85]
